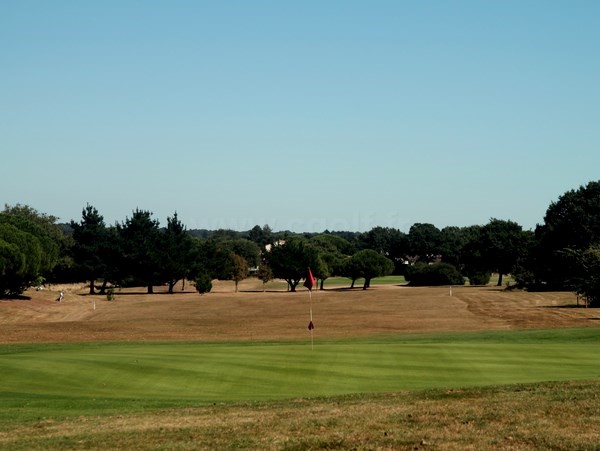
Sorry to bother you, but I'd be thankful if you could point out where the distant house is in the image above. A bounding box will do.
[264,240,286,252]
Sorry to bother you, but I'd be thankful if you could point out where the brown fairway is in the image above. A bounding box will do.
[1,279,598,344]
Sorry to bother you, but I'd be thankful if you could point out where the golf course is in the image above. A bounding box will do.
[1,278,599,449]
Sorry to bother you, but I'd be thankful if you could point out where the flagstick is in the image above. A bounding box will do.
[309,289,314,350]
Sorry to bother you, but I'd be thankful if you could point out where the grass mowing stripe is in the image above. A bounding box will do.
[1,328,599,423]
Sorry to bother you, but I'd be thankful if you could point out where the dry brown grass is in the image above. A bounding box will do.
[0,279,597,344]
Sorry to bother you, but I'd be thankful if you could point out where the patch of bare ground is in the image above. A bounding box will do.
[1,279,598,344]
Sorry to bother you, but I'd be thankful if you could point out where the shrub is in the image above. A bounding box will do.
[406,262,465,286]
[467,271,492,286]
[195,273,212,295]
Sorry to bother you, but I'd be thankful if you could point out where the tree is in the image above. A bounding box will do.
[439,226,478,271]
[70,204,111,294]
[230,253,248,292]
[561,247,600,307]
[0,238,27,295]
[247,224,273,249]
[117,209,162,294]
[407,223,442,263]
[0,205,64,296]
[339,255,362,289]
[195,273,212,295]
[315,233,355,255]
[0,204,63,278]
[0,223,42,296]
[450,225,491,285]
[256,261,274,291]
[189,238,227,281]
[100,226,124,290]
[532,181,600,289]
[223,239,260,269]
[309,235,350,289]
[359,227,408,274]
[509,230,536,288]
[267,237,313,292]
[479,218,528,286]
[162,212,194,294]
[347,249,394,290]
[405,262,465,286]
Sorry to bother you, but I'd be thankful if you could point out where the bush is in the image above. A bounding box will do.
[467,271,492,285]
[195,273,213,295]
[406,262,465,286]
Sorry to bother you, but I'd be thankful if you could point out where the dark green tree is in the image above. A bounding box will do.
[407,223,442,263]
[309,234,350,289]
[267,237,314,292]
[359,226,408,274]
[0,204,62,278]
[0,237,27,295]
[405,262,465,286]
[195,273,212,295]
[532,181,600,289]
[117,209,162,294]
[222,239,260,269]
[339,255,363,288]
[162,212,194,294]
[70,204,112,294]
[479,218,528,286]
[441,225,491,285]
[439,226,476,271]
[347,249,394,290]
[247,224,273,249]
[189,239,228,280]
[0,223,42,296]
[560,247,600,307]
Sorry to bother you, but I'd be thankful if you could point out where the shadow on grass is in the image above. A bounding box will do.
[0,294,32,301]
[239,287,366,293]
[77,291,198,296]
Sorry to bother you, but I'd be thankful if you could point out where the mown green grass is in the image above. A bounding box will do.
[262,275,407,290]
[1,327,599,427]
[323,275,407,287]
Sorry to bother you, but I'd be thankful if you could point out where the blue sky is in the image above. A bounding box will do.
[2,1,599,232]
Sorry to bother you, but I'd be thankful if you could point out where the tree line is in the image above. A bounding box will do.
[2,180,600,305]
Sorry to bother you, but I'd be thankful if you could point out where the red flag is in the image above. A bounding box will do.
[303,267,315,290]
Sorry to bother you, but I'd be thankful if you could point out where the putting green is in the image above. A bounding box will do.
[1,328,599,420]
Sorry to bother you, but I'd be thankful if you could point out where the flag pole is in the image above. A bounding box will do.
[309,289,314,350]
[304,267,316,350]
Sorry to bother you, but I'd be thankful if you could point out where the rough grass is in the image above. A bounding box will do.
[1,380,599,450]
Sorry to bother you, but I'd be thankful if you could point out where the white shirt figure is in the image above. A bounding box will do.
[58,291,64,303]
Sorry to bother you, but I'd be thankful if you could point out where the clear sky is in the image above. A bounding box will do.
[2,1,599,233]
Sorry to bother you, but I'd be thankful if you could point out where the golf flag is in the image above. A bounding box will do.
[304,267,316,346]
[303,267,315,291]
